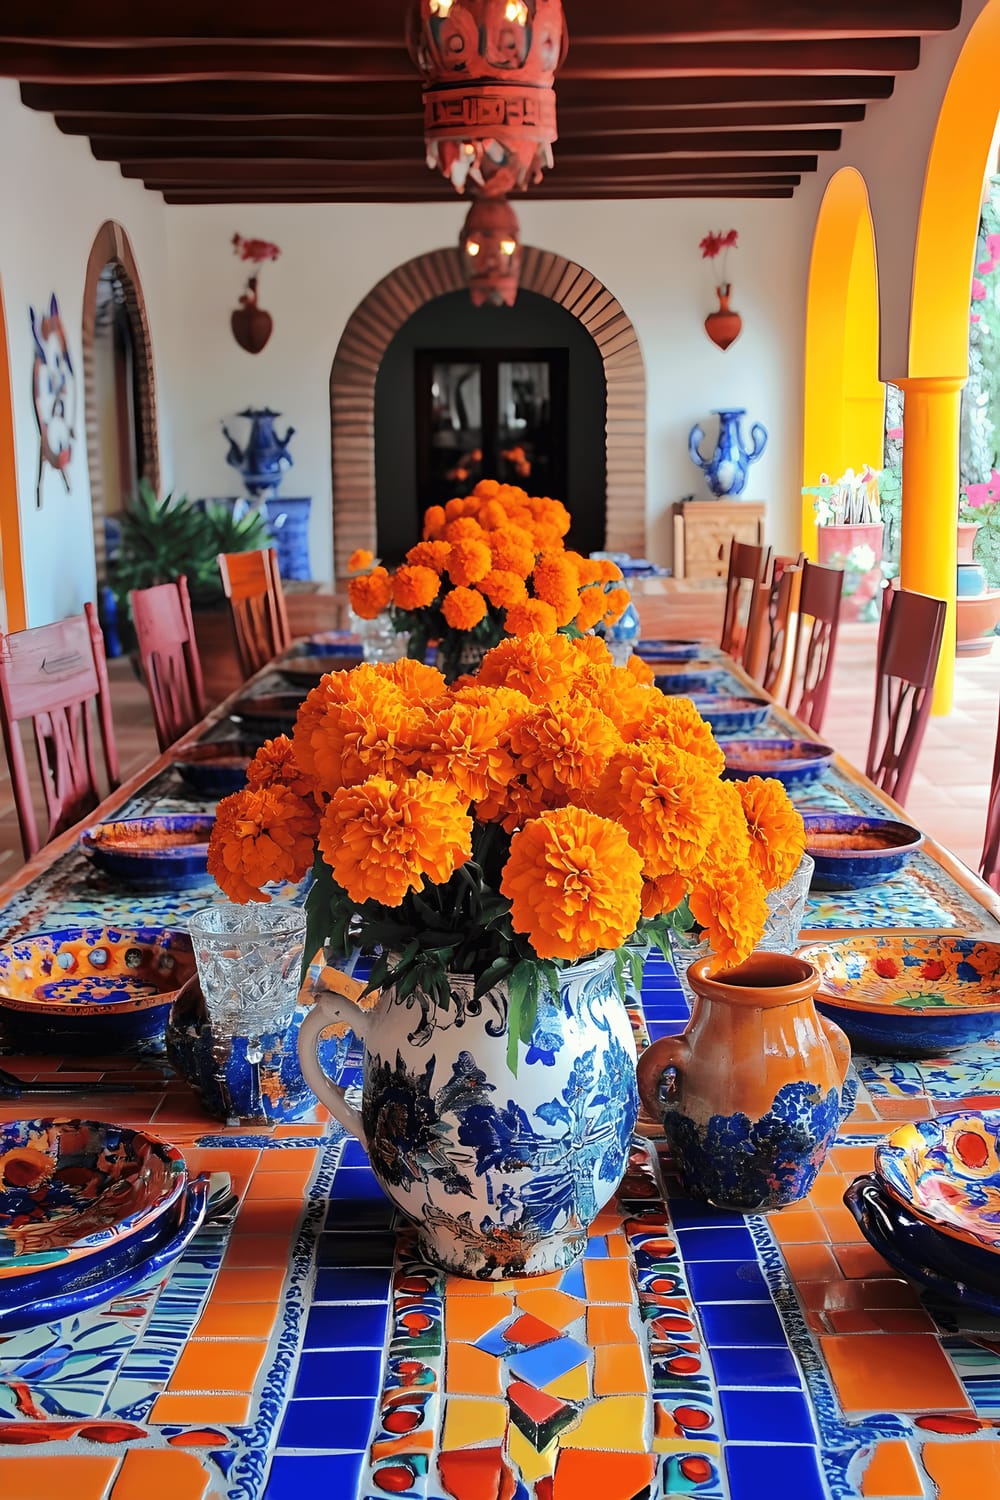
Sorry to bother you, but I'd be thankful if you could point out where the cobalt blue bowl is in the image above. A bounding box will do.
[81,814,215,889]
[171,741,256,800]
[231,691,303,741]
[723,738,835,790]
[637,639,701,661]
[844,1174,1000,1317]
[803,813,924,891]
[654,669,729,696]
[690,695,770,736]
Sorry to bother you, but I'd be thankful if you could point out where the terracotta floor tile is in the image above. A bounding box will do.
[820,1205,868,1243]
[446,1341,503,1396]
[0,1458,120,1500]
[255,1147,318,1173]
[921,1438,1000,1498]
[193,1301,280,1339]
[150,1395,251,1424]
[833,1243,900,1279]
[859,1439,925,1496]
[112,1450,211,1500]
[168,1338,268,1393]
[806,1173,853,1210]
[781,1242,841,1283]
[593,1342,649,1396]
[587,1305,637,1345]
[830,1146,877,1175]
[222,1234,293,1269]
[242,1169,315,1201]
[231,1201,304,1237]
[767,1208,829,1244]
[821,1333,972,1413]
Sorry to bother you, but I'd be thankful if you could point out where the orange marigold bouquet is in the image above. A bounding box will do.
[207,631,806,1066]
[346,480,632,681]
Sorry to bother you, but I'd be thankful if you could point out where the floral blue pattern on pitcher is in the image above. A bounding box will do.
[688,408,768,497]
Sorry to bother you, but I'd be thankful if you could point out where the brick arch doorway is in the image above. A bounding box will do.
[330,245,646,578]
[81,220,160,582]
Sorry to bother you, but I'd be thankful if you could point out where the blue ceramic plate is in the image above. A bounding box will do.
[798,934,1000,1056]
[803,813,924,891]
[280,655,358,687]
[0,1176,209,1333]
[171,741,255,800]
[300,635,362,657]
[875,1111,1000,1256]
[232,692,303,740]
[81,815,215,889]
[0,1118,186,1280]
[637,639,701,661]
[655,669,728,696]
[844,1174,1000,1318]
[723,737,835,790]
[690,695,770,736]
[0,926,197,1053]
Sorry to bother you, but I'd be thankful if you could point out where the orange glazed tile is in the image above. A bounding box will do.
[211,1268,287,1303]
[807,1171,852,1209]
[151,1395,251,1424]
[168,1339,268,1393]
[113,1450,210,1500]
[242,1170,315,1201]
[833,1243,899,1280]
[587,1305,637,1345]
[222,1235,292,1269]
[445,1272,562,1296]
[768,1209,828,1244]
[446,1296,516,1342]
[0,1458,119,1500]
[447,1341,503,1396]
[441,1396,508,1449]
[830,1145,877,1175]
[875,1097,935,1120]
[821,1334,972,1414]
[194,1302,280,1339]
[514,1289,585,1331]
[826,1309,939,1335]
[606,1235,631,1259]
[781,1243,841,1283]
[553,1448,656,1498]
[256,1147,318,1173]
[844,1101,879,1121]
[803,1278,919,1312]
[921,1438,1000,1498]
[582,1258,634,1304]
[231,1201,304,1236]
[589,1212,624,1236]
[593,1343,649,1396]
[859,1441,924,1496]
[820,1205,868,1243]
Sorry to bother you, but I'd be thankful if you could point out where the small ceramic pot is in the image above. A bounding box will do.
[637,951,850,1212]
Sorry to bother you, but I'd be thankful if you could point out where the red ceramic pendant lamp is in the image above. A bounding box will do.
[407,0,567,197]
[460,197,523,306]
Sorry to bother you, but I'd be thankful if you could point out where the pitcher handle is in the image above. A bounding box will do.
[297,989,372,1148]
[636,1034,690,1121]
[819,1013,852,1087]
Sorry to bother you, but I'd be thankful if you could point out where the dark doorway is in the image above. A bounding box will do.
[374,288,607,564]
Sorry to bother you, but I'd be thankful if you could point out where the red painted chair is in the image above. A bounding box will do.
[218,547,291,678]
[0,602,121,859]
[130,577,207,752]
[865,583,946,806]
[786,560,844,734]
[720,539,772,659]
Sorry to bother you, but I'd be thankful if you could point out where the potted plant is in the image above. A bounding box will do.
[803,466,885,622]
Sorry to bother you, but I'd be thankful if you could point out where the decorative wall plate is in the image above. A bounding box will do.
[875,1111,1000,1255]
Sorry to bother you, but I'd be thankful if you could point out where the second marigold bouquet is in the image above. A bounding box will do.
[207,632,806,1062]
[347,480,631,681]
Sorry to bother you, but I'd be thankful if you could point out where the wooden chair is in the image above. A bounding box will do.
[217,547,291,678]
[748,564,803,701]
[130,577,207,752]
[786,560,844,734]
[981,701,1000,892]
[0,602,121,859]
[720,539,772,658]
[865,583,946,806]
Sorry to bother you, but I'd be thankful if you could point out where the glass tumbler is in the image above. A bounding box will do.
[759,854,816,954]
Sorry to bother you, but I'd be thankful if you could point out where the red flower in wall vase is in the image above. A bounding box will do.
[230,234,280,355]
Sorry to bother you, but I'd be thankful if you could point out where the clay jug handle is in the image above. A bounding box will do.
[819,1013,851,1087]
[297,985,374,1148]
[636,1034,690,1121]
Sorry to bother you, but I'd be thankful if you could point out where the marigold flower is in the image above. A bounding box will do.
[294,669,421,793]
[473,479,501,500]
[292,672,358,778]
[406,539,451,573]
[641,872,687,920]
[572,633,613,666]
[501,806,643,961]
[477,632,583,702]
[488,531,536,579]
[592,742,722,879]
[441,585,488,630]
[507,700,623,804]
[405,698,517,806]
[736,775,806,890]
[423,505,446,540]
[373,657,447,701]
[444,516,485,543]
[444,497,468,521]
[697,779,754,875]
[447,537,493,587]
[348,566,393,620]
[689,866,769,971]
[247,734,317,802]
[506,599,559,637]
[392,564,440,612]
[479,500,508,530]
[576,663,652,738]
[347,548,374,573]
[319,774,472,907]
[208,784,318,903]
[626,654,654,686]
[479,568,529,611]
[532,552,578,608]
[640,695,725,773]
[596,560,625,583]
[574,586,610,633]
[602,587,631,626]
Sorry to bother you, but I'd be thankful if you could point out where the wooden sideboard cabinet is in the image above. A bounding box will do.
[672,500,766,580]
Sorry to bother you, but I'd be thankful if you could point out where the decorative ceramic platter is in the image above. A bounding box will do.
[655,668,729,695]
[81,815,215,888]
[722,737,834,790]
[171,741,256,798]
[803,812,924,890]
[0,1118,186,1279]
[874,1110,1000,1254]
[690,695,770,736]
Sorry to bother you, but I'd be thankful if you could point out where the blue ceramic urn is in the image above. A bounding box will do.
[222,407,295,498]
[689,408,768,497]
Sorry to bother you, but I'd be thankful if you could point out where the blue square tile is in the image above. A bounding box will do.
[265,1453,365,1498]
[674,1225,758,1259]
[293,1349,383,1399]
[699,1302,787,1347]
[313,1266,394,1302]
[584,1236,610,1259]
[725,1443,826,1500]
[558,1261,586,1299]
[331,1169,391,1201]
[721,1389,816,1444]
[686,1260,768,1303]
[711,1346,803,1389]
[646,1020,687,1041]
[304,1301,389,1349]
[316,1230,397,1265]
[340,1139,372,1168]
[508,1336,590,1386]
[277,1398,375,1451]
[324,1198,396,1231]
[668,1199,738,1230]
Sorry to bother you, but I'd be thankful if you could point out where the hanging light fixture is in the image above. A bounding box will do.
[460,197,522,306]
[406,0,567,196]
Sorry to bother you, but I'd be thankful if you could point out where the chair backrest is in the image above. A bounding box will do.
[865,584,946,806]
[787,559,844,734]
[760,564,803,700]
[217,547,291,678]
[130,577,207,752]
[981,697,1000,891]
[0,601,121,859]
[720,539,772,657]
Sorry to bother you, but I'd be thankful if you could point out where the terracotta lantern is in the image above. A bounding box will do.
[406,0,567,196]
[460,197,522,306]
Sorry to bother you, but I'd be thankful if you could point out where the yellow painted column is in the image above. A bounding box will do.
[896,375,964,716]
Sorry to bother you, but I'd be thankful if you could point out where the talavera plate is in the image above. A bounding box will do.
[81,814,215,889]
[875,1111,1000,1255]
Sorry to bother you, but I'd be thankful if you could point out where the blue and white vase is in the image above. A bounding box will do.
[688,408,768,497]
[298,950,639,1278]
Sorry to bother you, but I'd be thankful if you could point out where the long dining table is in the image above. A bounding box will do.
[1,632,1000,1500]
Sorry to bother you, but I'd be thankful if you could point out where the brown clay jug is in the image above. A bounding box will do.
[636,951,850,1212]
[704,284,743,351]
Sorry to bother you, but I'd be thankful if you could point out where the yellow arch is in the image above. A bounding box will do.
[0,278,25,632]
[801,167,883,558]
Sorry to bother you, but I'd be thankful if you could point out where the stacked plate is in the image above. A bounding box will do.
[0,1119,208,1332]
[845,1111,1000,1317]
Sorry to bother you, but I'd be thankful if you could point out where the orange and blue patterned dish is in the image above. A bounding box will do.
[723,737,834,790]
[0,927,197,1052]
[171,741,256,799]
[798,934,1000,1055]
[803,813,924,890]
[81,815,215,889]
[0,1118,186,1280]
[874,1111,1000,1255]
[690,695,770,736]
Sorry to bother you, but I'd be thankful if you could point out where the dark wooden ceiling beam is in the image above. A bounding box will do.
[161,185,799,203]
[0,38,920,85]
[0,0,958,45]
